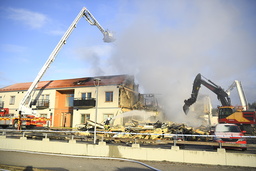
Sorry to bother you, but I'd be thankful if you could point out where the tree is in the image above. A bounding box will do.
[248,102,256,110]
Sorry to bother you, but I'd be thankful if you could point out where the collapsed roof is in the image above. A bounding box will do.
[0,75,134,92]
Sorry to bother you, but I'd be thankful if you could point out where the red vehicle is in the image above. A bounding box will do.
[0,108,49,129]
[213,123,247,151]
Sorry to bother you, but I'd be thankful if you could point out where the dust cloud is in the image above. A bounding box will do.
[103,1,256,125]
[105,1,256,125]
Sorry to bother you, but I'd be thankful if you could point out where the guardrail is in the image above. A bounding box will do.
[1,129,255,149]
[1,129,255,138]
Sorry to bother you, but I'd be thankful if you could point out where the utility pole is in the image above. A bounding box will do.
[93,78,101,144]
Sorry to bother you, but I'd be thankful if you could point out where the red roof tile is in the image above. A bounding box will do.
[0,75,132,92]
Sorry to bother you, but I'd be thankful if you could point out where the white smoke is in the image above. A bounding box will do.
[106,1,256,125]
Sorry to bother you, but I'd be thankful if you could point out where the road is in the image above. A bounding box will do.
[0,150,254,171]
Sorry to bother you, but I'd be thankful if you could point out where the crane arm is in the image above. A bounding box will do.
[83,9,114,42]
[18,7,114,115]
[226,80,248,110]
[183,73,231,114]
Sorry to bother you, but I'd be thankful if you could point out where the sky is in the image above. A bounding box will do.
[0,0,256,125]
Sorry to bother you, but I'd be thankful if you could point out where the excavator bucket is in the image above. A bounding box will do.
[182,73,201,115]
[183,104,189,115]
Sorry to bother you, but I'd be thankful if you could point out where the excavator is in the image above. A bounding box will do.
[183,73,256,134]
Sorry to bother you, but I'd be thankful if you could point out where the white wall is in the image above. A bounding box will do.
[0,136,255,168]
[0,89,56,117]
[72,85,122,127]
[1,84,123,127]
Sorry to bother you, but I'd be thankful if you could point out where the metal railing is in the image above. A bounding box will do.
[73,98,96,108]
[31,99,50,108]
[0,129,255,149]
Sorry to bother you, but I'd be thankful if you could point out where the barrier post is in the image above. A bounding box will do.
[69,135,76,143]
[43,133,49,141]
[20,132,27,140]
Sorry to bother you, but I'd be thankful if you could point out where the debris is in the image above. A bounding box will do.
[106,120,210,143]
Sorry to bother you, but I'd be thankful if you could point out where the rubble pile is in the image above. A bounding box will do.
[76,118,211,143]
[105,120,211,142]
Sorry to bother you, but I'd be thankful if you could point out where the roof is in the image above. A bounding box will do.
[0,75,133,92]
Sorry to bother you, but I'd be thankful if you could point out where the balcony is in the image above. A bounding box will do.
[31,99,50,109]
[73,98,96,109]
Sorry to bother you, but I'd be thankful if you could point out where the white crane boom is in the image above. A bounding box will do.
[18,7,114,115]
[226,80,248,110]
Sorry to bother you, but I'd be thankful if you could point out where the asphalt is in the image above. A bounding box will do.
[0,150,255,171]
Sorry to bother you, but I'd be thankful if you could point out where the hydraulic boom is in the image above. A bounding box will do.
[18,7,114,129]
[226,80,248,110]
[183,73,230,114]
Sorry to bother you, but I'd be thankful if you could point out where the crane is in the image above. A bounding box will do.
[226,80,248,110]
[17,7,114,129]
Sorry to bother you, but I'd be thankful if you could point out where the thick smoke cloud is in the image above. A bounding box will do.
[105,1,256,124]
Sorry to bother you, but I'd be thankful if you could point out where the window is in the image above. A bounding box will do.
[40,114,47,118]
[87,92,92,99]
[218,108,233,119]
[66,94,74,107]
[81,93,86,99]
[9,96,15,105]
[0,96,3,107]
[41,94,49,100]
[81,114,90,123]
[105,91,113,102]
[216,124,240,133]
[81,92,92,100]
[39,94,50,106]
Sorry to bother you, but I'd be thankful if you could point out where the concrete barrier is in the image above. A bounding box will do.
[0,136,255,167]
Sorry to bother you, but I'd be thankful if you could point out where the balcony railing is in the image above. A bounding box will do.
[73,98,96,109]
[31,99,50,109]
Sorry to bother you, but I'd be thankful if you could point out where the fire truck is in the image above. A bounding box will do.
[1,7,114,130]
[0,108,49,129]
[183,73,256,134]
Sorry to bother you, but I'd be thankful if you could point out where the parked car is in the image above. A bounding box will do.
[213,124,247,151]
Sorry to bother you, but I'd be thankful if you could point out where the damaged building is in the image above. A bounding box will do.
[0,75,158,128]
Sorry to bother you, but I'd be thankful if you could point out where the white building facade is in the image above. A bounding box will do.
[0,75,141,128]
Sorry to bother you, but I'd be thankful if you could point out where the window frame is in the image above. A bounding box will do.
[40,113,48,118]
[41,94,50,100]
[81,113,90,124]
[81,92,92,100]
[105,91,113,102]
[9,96,15,105]
[66,94,74,107]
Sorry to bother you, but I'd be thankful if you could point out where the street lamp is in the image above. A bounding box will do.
[93,78,101,144]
